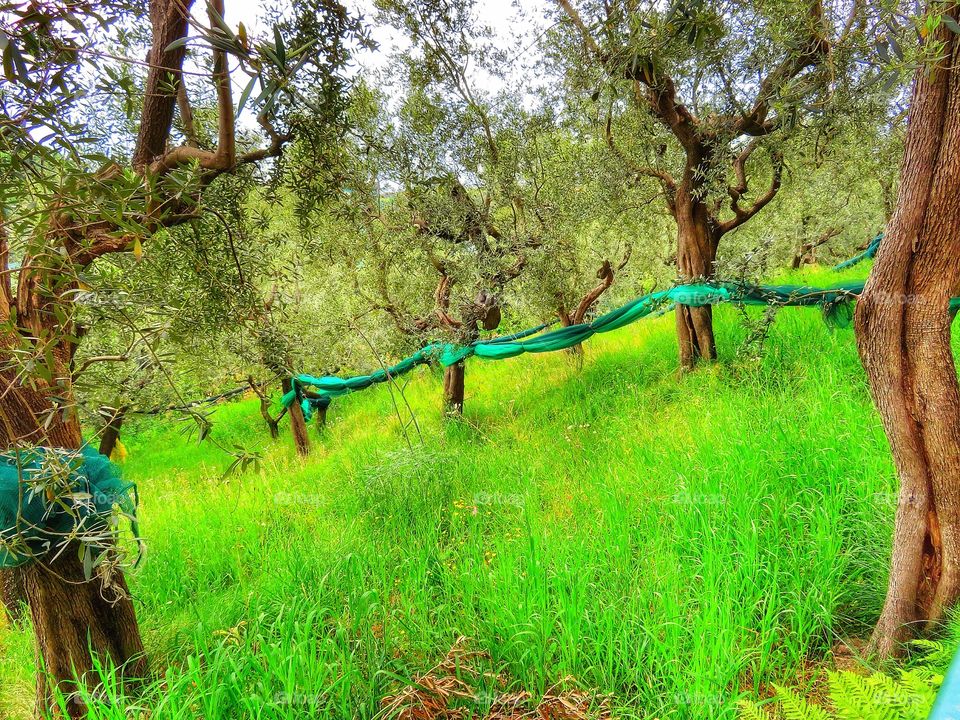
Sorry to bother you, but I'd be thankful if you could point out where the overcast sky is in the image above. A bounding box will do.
[223,0,552,97]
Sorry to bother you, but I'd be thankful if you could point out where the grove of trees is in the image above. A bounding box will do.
[1,0,958,714]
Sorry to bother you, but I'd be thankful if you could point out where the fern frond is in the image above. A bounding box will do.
[772,684,832,720]
[737,699,771,720]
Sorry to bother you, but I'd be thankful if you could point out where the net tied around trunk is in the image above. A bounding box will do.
[0,446,138,568]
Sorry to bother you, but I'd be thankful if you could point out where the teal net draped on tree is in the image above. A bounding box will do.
[282,234,893,409]
[277,225,960,412]
[280,321,555,412]
[283,282,881,406]
[0,446,138,568]
[833,233,883,270]
[439,281,868,365]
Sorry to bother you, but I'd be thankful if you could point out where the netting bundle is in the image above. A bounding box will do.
[0,446,138,568]
[281,322,555,409]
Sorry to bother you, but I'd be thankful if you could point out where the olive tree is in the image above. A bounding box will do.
[0,0,364,712]
[552,0,865,368]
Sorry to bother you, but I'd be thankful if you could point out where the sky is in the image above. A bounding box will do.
[222,0,552,97]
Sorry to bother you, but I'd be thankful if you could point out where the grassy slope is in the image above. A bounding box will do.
[0,266,920,719]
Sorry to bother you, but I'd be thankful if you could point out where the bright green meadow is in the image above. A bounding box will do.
[1,266,943,719]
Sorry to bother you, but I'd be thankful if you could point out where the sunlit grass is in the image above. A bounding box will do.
[0,263,921,718]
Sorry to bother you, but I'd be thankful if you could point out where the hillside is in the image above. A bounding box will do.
[0,266,936,719]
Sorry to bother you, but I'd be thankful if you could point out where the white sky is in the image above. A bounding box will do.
[223,0,551,96]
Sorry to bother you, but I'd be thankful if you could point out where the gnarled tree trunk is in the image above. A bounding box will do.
[443,361,466,414]
[1,374,146,718]
[557,307,585,358]
[855,10,960,658]
[673,175,719,370]
[557,256,628,360]
[280,377,311,456]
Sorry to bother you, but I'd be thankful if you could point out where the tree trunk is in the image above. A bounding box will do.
[97,406,126,459]
[443,361,465,415]
[259,395,280,439]
[281,377,311,456]
[855,13,960,658]
[557,307,585,358]
[247,376,280,439]
[265,414,280,439]
[1,569,26,624]
[0,379,146,717]
[315,405,327,432]
[674,183,719,370]
[24,546,146,717]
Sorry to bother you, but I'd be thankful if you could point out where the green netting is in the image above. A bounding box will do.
[440,281,866,365]
[834,233,883,270]
[298,394,331,423]
[0,446,137,568]
[281,345,440,412]
[281,321,555,410]
[284,279,960,409]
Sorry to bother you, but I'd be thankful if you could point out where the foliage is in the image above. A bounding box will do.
[738,632,959,719]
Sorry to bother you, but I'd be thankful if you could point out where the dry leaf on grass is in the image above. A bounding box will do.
[378,638,611,720]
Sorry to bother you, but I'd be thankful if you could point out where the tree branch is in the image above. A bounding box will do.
[556,0,699,146]
[555,0,604,58]
[149,0,236,175]
[792,226,840,268]
[0,212,11,322]
[571,245,631,325]
[489,252,530,290]
[247,375,283,429]
[718,148,784,235]
[73,354,131,377]
[177,79,200,148]
[429,256,462,329]
[132,0,195,168]
[572,259,614,324]
[731,1,829,136]
[605,111,677,209]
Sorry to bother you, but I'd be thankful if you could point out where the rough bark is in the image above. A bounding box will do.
[131,0,194,168]
[673,166,720,370]
[855,9,960,658]
[24,544,146,717]
[443,361,466,414]
[281,377,311,456]
[97,406,126,458]
[1,568,26,624]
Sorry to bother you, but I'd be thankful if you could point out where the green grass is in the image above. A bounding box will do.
[0,264,924,718]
